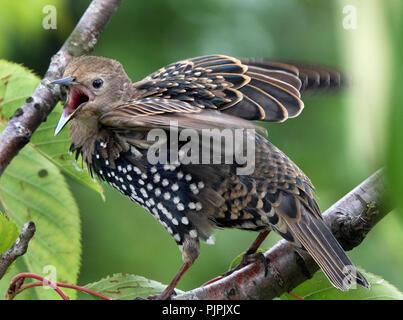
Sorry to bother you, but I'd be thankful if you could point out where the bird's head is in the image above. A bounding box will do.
[52,56,132,135]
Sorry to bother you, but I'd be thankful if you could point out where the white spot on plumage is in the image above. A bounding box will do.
[162,179,169,187]
[163,192,171,200]
[267,208,276,217]
[198,181,205,189]
[147,183,153,191]
[177,203,185,211]
[139,179,145,185]
[177,172,184,179]
[127,175,132,181]
[206,236,215,245]
[172,218,178,225]
[181,217,189,225]
[195,202,202,211]
[174,234,181,242]
[164,210,173,220]
[185,174,192,181]
[140,188,148,198]
[171,183,179,191]
[154,173,161,183]
[173,197,180,204]
[188,202,196,210]
[155,188,161,197]
[189,230,198,238]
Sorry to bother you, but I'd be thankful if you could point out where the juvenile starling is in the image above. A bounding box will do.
[52,55,369,299]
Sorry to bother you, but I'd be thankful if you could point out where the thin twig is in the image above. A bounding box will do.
[174,169,391,300]
[0,0,122,177]
[0,222,36,279]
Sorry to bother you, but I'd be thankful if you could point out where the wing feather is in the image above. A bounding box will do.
[100,97,266,135]
[131,55,343,123]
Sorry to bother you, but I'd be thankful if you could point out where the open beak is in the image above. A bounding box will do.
[51,76,78,86]
[54,108,74,136]
[52,76,92,136]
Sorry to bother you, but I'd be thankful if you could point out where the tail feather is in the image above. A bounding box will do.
[287,207,370,290]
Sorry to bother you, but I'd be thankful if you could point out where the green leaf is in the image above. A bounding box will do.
[0,123,81,299]
[280,269,403,300]
[84,273,184,300]
[0,59,103,198]
[0,212,18,255]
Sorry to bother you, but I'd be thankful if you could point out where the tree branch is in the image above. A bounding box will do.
[0,0,121,177]
[0,222,36,279]
[174,169,391,300]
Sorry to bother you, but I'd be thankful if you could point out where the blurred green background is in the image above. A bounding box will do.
[1,0,402,295]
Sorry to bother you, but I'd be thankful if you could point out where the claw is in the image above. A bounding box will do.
[225,251,268,277]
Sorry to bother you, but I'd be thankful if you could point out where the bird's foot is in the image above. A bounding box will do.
[225,251,269,277]
[201,251,268,287]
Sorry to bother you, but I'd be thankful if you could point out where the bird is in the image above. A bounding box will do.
[51,54,369,299]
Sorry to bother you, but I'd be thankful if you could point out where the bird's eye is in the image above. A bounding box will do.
[92,79,103,89]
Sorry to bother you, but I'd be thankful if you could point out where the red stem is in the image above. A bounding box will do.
[6,272,112,300]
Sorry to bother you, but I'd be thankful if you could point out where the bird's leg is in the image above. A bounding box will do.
[147,261,193,300]
[145,237,199,300]
[202,230,271,287]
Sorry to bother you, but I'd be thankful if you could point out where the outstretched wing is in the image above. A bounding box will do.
[132,55,303,122]
[132,55,343,123]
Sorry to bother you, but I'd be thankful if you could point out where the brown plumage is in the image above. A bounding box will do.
[52,54,368,299]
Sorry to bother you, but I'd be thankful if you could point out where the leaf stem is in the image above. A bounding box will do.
[6,272,112,300]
